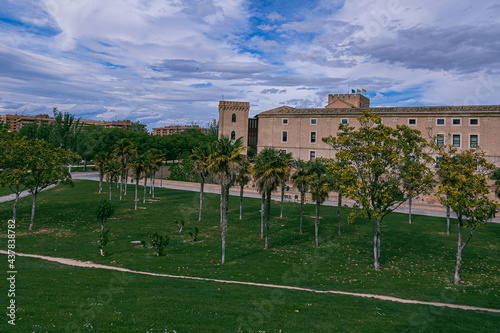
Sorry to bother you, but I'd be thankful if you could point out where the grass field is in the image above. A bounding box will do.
[1,180,499,332]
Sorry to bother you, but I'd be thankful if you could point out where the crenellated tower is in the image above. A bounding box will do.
[218,101,250,147]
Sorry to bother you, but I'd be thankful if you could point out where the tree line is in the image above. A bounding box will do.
[190,111,499,285]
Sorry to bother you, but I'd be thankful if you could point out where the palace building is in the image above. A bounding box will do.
[219,94,500,166]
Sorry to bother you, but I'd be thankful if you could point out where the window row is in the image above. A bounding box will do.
[282,131,317,143]
[281,118,349,125]
[279,117,480,127]
[435,134,479,148]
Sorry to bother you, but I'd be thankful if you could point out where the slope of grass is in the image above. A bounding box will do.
[0,180,499,331]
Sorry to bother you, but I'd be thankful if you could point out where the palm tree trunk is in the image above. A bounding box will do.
[337,193,342,236]
[160,166,163,187]
[99,172,103,193]
[119,173,123,201]
[299,190,305,234]
[150,175,153,194]
[199,176,205,221]
[239,183,244,220]
[315,201,320,247]
[221,182,229,264]
[143,176,147,204]
[265,189,272,249]
[280,182,285,218]
[109,181,113,200]
[29,190,38,230]
[152,176,155,198]
[124,170,128,196]
[261,192,265,239]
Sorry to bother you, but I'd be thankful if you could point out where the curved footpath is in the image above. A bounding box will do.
[0,250,499,314]
[70,172,500,223]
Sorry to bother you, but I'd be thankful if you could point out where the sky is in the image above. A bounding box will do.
[1,0,499,131]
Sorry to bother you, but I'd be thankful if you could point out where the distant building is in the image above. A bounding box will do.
[0,114,138,131]
[152,125,210,136]
[219,93,500,166]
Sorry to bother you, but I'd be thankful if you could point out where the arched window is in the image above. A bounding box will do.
[231,131,236,140]
[231,113,236,122]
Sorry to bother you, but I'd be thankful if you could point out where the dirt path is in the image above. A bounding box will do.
[2,250,499,314]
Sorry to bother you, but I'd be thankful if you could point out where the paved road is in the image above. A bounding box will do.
[0,184,57,204]
[71,172,500,223]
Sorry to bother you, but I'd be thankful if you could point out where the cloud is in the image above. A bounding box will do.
[260,88,286,94]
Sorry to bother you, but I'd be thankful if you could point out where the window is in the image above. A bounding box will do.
[436,119,445,125]
[452,118,461,126]
[310,151,316,160]
[436,134,445,146]
[408,119,416,126]
[452,134,461,148]
[470,135,478,148]
[311,118,317,125]
[310,132,316,143]
[469,118,479,126]
[231,113,236,122]
[341,119,348,124]
[231,131,235,140]
[282,131,288,143]
[282,119,288,125]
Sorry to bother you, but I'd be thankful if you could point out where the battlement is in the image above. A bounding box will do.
[326,93,370,109]
[219,101,250,112]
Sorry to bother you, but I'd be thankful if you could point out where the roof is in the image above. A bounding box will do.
[256,105,500,117]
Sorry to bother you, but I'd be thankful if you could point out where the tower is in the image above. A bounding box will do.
[218,101,250,146]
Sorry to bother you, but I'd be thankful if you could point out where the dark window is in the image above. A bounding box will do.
[452,119,461,125]
[409,119,416,125]
[282,131,288,142]
[341,119,348,124]
[310,151,316,160]
[282,119,288,125]
[453,134,460,148]
[311,119,317,125]
[470,135,478,148]
[231,113,236,122]
[310,132,316,143]
[437,119,445,125]
[436,134,445,146]
[231,131,235,140]
[470,118,479,125]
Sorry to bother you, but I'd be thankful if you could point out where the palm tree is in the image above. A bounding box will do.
[146,148,164,199]
[291,159,311,234]
[103,157,122,201]
[235,158,251,220]
[208,136,245,264]
[309,159,330,247]
[113,138,135,200]
[190,144,212,221]
[252,148,289,249]
[94,153,107,193]
[279,151,294,218]
[129,152,145,210]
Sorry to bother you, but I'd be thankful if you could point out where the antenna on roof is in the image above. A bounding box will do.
[221,94,224,101]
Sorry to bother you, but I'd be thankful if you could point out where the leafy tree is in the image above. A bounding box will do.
[190,143,212,221]
[94,153,107,193]
[129,152,146,210]
[308,159,330,247]
[113,138,136,200]
[436,149,498,284]
[49,108,83,151]
[291,159,311,235]
[252,148,290,249]
[0,131,31,220]
[25,139,75,230]
[208,136,245,264]
[492,168,500,200]
[150,232,169,256]
[325,158,357,235]
[235,158,251,220]
[95,199,115,256]
[206,118,218,136]
[323,111,435,270]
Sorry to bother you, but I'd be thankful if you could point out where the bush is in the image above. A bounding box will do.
[150,232,169,256]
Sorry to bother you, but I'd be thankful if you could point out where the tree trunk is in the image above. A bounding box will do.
[299,190,305,234]
[408,196,412,224]
[119,173,123,201]
[373,219,381,271]
[150,175,153,194]
[135,177,139,210]
[152,176,155,198]
[143,176,147,204]
[29,191,38,230]
[454,218,463,285]
[265,189,271,249]
[12,191,20,220]
[337,193,342,236]
[221,182,229,264]
[446,205,451,235]
[160,166,163,187]
[99,172,103,193]
[109,181,112,200]
[260,192,265,239]
[84,159,87,171]
[280,182,285,218]
[239,183,244,220]
[315,202,320,247]
[124,170,128,196]
[199,176,205,221]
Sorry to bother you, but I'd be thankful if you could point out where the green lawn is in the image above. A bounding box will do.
[1,180,499,332]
